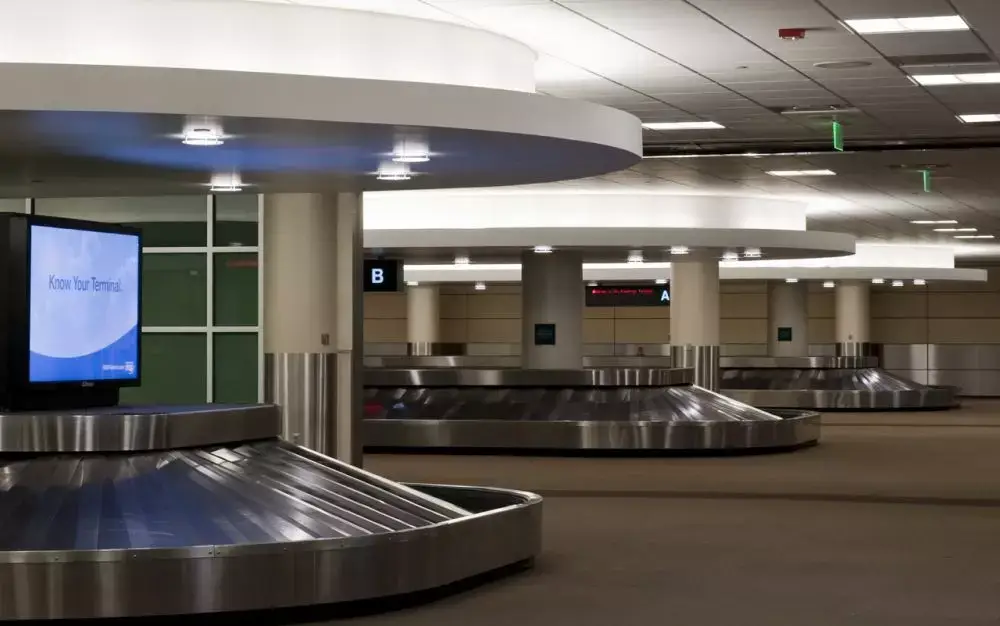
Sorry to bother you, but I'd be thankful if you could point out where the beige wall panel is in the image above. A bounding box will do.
[467,318,521,343]
[466,293,521,318]
[721,318,767,344]
[808,292,835,318]
[583,318,615,343]
[721,293,766,319]
[871,318,927,344]
[928,293,1000,318]
[614,306,670,319]
[929,318,1000,343]
[584,307,615,319]
[363,293,406,319]
[872,292,928,318]
[440,294,467,319]
[363,318,407,343]
[439,318,468,343]
[808,318,835,344]
[613,318,670,343]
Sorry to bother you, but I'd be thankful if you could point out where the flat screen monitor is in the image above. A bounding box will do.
[585,284,670,307]
[28,223,141,384]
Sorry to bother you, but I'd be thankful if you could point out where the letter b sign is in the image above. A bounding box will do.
[371,268,384,284]
[363,259,401,292]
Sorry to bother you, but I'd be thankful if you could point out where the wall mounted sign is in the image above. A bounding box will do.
[363,259,402,292]
[585,284,670,307]
[777,327,793,342]
[533,323,556,346]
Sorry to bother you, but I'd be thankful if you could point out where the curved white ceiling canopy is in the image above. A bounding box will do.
[364,192,807,230]
[2,0,536,92]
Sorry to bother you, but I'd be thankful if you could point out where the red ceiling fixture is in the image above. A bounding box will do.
[778,28,808,40]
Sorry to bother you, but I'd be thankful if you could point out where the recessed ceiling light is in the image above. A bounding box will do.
[913,279,927,286]
[474,281,487,291]
[955,234,995,239]
[669,246,689,255]
[642,121,725,131]
[391,135,430,163]
[533,245,554,254]
[911,72,1000,86]
[406,281,419,287]
[587,281,598,287]
[785,278,799,283]
[454,255,470,265]
[891,280,904,287]
[872,278,885,284]
[627,251,644,264]
[766,169,837,177]
[823,281,836,288]
[721,251,739,261]
[180,118,226,146]
[743,247,762,258]
[376,161,412,181]
[655,278,668,285]
[934,227,977,232]
[958,114,1000,124]
[911,219,958,224]
[844,15,969,35]
[209,172,244,192]
[814,60,873,70]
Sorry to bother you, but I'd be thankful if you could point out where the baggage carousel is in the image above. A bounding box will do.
[0,404,541,620]
[720,356,960,411]
[364,368,820,452]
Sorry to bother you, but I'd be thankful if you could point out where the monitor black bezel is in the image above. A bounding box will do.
[12,214,143,390]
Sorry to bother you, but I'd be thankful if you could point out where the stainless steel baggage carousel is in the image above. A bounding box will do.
[364,368,819,452]
[721,356,960,411]
[0,404,542,620]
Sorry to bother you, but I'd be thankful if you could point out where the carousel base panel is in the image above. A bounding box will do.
[363,368,820,452]
[0,404,542,620]
[720,357,960,411]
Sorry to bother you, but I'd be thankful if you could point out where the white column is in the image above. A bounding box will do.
[835,280,870,344]
[521,250,583,369]
[262,192,362,466]
[768,281,809,357]
[407,284,440,353]
[669,259,721,390]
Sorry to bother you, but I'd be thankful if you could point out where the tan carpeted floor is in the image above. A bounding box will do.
[318,403,1000,625]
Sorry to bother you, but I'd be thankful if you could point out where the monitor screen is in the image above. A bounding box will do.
[28,224,141,383]
[585,284,670,307]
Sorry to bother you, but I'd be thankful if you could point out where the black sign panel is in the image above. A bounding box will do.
[534,323,556,346]
[585,284,670,307]
[777,327,793,342]
[363,259,402,292]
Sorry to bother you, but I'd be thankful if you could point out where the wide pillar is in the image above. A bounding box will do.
[407,284,440,355]
[669,260,721,390]
[835,280,872,356]
[521,251,584,369]
[768,281,809,357]
[262,192,363,466]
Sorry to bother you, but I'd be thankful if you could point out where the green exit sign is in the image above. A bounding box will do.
[832,120,844,152]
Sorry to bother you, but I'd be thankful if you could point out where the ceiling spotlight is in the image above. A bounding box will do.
[722,251,739,261]
[642,121,725,130]
[406,281,419,287]
[911,219,958,224]
[627,251,644,264]
[181,117,225,146]
[474,281,487,291]
[785,278,799,283]
[669,246,689,255]
[958,114,1000,124]
[209,172,244,192]
[844,15,968,35]
[391,135,430,163]
[655,278,668,285]
[913,279,927,286]
[454,255,470,265]
[891,280,904,287]
[587,281,598,287]
[376,161,412,181]
[823,281,836,288]
[533,245,554,254]
[934,227,976,232]
[743,247,762,258]
[766,169,836,177]
[872,278,885,284]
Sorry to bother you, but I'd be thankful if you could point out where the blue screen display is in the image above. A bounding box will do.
[29,224,140,383]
